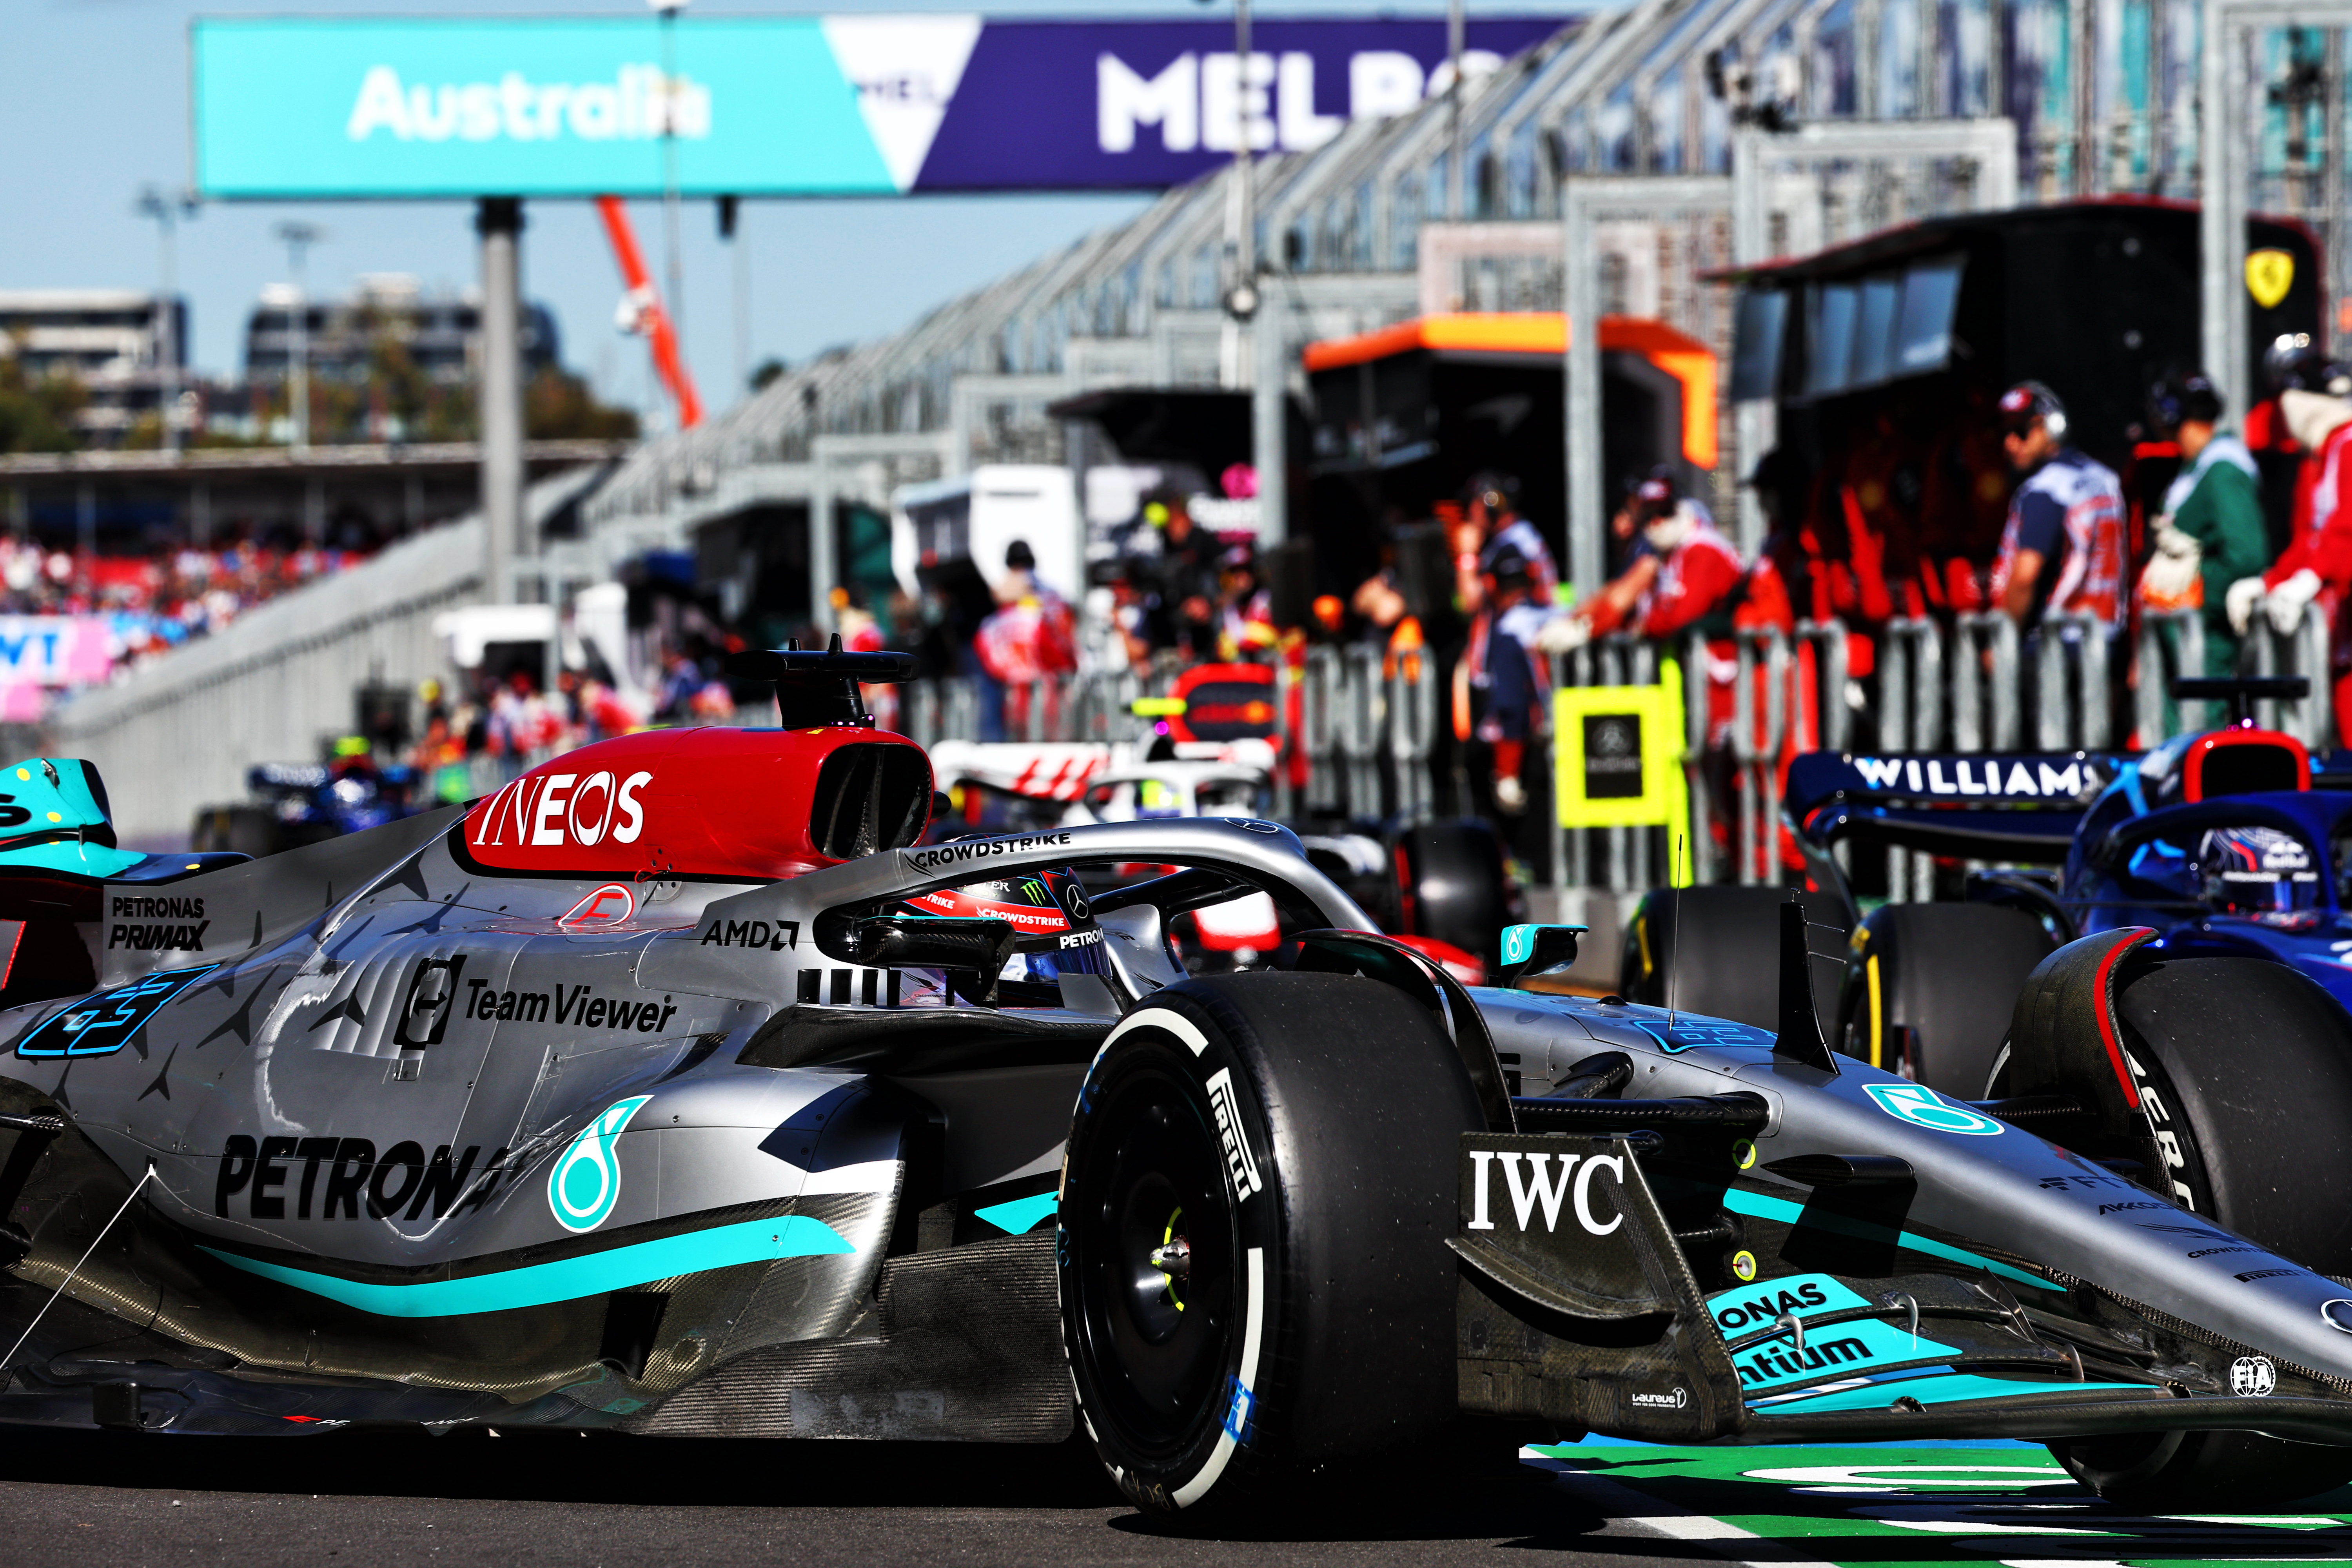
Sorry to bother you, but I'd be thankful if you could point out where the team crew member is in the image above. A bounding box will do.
[1462,548,1547,814]
[1990,382,2129,632]
[1453,473,1560,617]
[2139,374,2269,676]
[2231,383,2352,737]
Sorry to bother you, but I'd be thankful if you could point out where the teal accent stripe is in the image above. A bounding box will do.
[974,1192,1058,1236]
[200,1215,853,1319]
[1721,1188,2062,1292]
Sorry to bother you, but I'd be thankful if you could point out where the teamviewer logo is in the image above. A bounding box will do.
[394,956,465,1049]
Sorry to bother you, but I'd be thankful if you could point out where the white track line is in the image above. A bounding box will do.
[1528,1454,1844,1568]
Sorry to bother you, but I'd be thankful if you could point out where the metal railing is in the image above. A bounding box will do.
[1950,612,2022,752]
[885,598,2337,907]
[2134,608,2209,744]
[1879,616,1944,904]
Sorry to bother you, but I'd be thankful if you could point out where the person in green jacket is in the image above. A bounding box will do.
[2139,374,2271,675]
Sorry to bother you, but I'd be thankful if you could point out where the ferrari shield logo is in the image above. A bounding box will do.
[2247,249,2296,310]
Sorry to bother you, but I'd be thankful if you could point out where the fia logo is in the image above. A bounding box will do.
[548,1095,653,1233]
[2230,1355,2277,1397]
[394,956,465,1049]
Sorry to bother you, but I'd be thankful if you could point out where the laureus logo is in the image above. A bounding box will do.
[548,1095,653,1233]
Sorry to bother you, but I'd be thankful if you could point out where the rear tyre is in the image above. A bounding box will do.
[2040,956,2352,1506]
[1058,972,1487,1524]
[1619,886,1849,1030]
[1834,904,2055,1096]
[1394,819,1516,965]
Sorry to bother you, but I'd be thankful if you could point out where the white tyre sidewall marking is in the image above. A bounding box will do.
[1091,1004,1263,1508]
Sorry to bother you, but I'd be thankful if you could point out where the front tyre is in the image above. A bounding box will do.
[1059,973,1486,1523]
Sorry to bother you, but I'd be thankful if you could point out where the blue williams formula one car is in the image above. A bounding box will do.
[1625,675,2352,1291]
[14,655,2352,1517]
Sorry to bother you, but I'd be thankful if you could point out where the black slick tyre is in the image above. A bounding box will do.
[1394,819,1515,965]
[1058,971,1486,1524]
[2036,956,2352,1506]
[1835,903,2056,1096]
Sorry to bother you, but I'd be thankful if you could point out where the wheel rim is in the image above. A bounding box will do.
[1068,1062,1235,1455]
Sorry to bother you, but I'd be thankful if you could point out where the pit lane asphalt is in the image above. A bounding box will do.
[0,1430,1697,1568]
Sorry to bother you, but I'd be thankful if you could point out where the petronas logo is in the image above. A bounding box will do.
[548,1095,653,1233]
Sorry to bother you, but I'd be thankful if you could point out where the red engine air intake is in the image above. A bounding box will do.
[460,726,934,880]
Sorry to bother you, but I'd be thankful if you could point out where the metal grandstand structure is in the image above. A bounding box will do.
[568,0,2344,626]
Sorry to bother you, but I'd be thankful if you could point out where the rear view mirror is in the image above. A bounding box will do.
[1499,923,1584,990]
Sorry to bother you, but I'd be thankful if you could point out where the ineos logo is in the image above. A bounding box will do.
[1465,1149,1624,1236]
[474,769,653,851]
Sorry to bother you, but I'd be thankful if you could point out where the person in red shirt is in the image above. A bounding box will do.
[2229,387,2352,735]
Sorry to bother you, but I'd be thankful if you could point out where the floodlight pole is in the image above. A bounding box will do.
[1448,0,1466,221]
[272,221,320,454]
[1228,0,1287,548]
[479,198,525,608]
[137,187,197,456]
[659,0,688,409]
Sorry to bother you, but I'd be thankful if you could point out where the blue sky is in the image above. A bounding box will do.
[5,0,1574,425]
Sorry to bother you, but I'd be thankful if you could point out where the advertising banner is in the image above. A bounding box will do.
[1552,664,1690,839]
[191,14,1573,199]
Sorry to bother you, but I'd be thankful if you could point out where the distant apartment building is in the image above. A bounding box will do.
[0,289,191,445]
[242,273,557,389]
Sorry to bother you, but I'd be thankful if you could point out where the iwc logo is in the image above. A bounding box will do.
[2230,1355,2278,1397]
[548,1095,653,1233]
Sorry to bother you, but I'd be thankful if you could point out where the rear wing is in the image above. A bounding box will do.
[1785,750,2128,864]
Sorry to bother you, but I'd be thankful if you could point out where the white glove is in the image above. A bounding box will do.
[2268,567,2324,636]
[1493,774,1528,814]
[1535,615,1592,655]
[2226,574,2269,635]
[2138,523,2202,608]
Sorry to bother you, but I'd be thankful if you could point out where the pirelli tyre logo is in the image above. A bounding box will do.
[2123,1046,2197,1207]
[1204,1068,1262,1202]
[1464,1148,1626,1236]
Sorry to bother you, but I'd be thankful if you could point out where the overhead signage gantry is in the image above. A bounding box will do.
[190,11,1572,618]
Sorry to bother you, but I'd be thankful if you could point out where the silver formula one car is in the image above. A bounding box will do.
[8,648,2352,1520]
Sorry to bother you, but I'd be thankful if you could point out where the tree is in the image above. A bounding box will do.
[0,359,84,454]
[527,369,640,440]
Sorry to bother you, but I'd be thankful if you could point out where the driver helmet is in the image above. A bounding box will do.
[899,867,1110,986]
[2198,826,2319,914]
